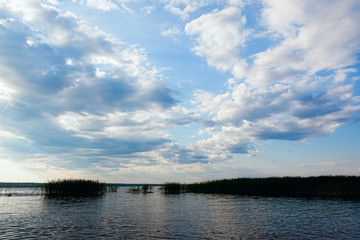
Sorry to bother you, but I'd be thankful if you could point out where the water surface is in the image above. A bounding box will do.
[1,187,359,239]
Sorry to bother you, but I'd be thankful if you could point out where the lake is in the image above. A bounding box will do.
[1,187,359,239]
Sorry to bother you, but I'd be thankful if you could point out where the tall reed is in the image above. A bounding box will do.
[141,184,153,193]
[128,184,153,194]
[185,176,360,199]
[43,179,105,197]
[163,182,183,194]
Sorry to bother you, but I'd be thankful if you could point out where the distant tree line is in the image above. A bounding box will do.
[0,182,44,188]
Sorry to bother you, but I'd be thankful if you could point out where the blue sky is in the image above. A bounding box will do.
[0,0,359,183]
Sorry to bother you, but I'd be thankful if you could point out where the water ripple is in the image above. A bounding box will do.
[1,187,359,239]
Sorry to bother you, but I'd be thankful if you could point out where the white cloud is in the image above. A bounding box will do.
[72,0,134,12]
[141,5,156,15]
[117,0,132,12]
[185,7,250,72]
[82,0,119,11]
[252,0,360,84]
[0,0,359,182]
[0,0,190,172]
[161,27,183,42]
[160,0,245,19]
[0,81,15,101]
[0,129,32,143]
[334,68,357,83]
[227,0,244,7]
[161,0,211,20]
[188,0,360,157]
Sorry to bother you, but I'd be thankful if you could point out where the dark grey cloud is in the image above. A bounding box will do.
[228,143,251,154]
[254,128,315,141]
[290,92,343,119]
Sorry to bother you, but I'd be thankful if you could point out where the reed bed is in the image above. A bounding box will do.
[162,182,185,194]
[43,179,105,197]
[128,184,153,194]
[106,184,118,192]
[141,184,153,193]
[185,176,360,199]
[128,185,141,193]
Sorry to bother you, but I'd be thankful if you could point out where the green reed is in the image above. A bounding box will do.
[128,185,141,193]
[185,176,360,199]
[106,184,118,192]
[128,184,153,194]
[141,184,153,193]
[43,179,105,197]
[162,182,185,194]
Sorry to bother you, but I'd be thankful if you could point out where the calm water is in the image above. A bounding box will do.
[0,187,359,239]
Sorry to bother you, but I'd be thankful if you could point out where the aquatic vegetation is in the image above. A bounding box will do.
[106,184,118,192]
[141,184,153,194]
[128,184,153,194]
[128,186,141,193]
[162,182,184,194]
[185,176,360,199]
[43,179,105,197]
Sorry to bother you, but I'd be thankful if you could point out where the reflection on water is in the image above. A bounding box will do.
[0,187,359,239]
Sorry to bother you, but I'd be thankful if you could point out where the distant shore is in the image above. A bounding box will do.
[0,183,160,188]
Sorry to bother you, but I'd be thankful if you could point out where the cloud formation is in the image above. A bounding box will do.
[161,0,210,20]
[0,0,182,170]
[185,6,250,72]
[73,0,132,12]
[0,0,359,181]
[188,0,360,157]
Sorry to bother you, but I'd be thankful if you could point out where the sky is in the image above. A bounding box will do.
[0,0,359,183]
